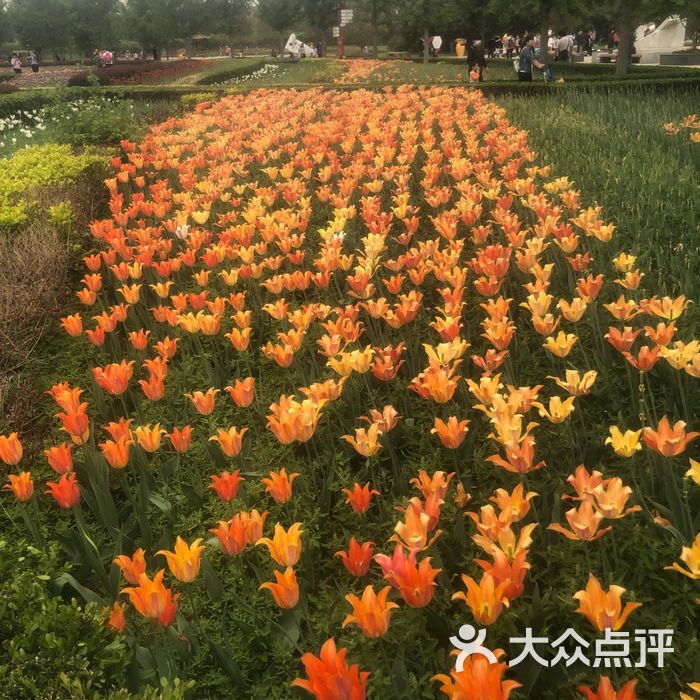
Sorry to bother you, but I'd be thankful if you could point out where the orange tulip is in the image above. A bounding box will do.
[157,536,204,583]
[432,416,470,449]
[548,498,612,541]
[489,484,537,522]
[341,424,382,457]
[573,574,641,631]
[543,331,578,358]
[60,313,83,337]
[106,601,126,633]
[533,395,576,423]
[3,471,34,501]
[121,570,179,627]
[452,572,510,625]
[342,585,398,638]
[114,548,147,584]
[642,416,699,457]
[167,425,193,453]
[336,538,375,577]
[433,650,520,700]
[185,388,219,415]
[128,329,150,350]
[371,343,406,381]
[410,470,454,501]
[592,478,641,519]
[256,522,303,567]
[0,432,23,465]
[362,405,400,433]
[342,482,379,514]
[209,470,244,501]
[209,426,248,458]
[210,514,250,555]
[154,336,179,359]
[663,533,700,580]
[225,377,256,407]
[377,545,440,608]
[577,677,638,700]
[243,509,268,545]
[409,362,461,403]
[639,294,691,321]
[45,472,80,508]
[605,326,642,354]
[133,423,166,453]
[546,369,597,397]
[104,417,133,442]
[44,443,74,474]
[92,360,135,395]
[623,345,661,372]
[392,499,442,551]
[55,406,90,445]
[100,436,133,469]
[261,467,299,504]
[479,539,530,596]
[259,567,299,609]
[486,435,545,474]
[292,638,370,699]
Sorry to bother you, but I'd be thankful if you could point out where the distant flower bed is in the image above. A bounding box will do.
[67,60,206,86]
[218,63,280,85]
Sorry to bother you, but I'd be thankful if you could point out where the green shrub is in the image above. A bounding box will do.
[0,539,130,700]
[0,144,105,227]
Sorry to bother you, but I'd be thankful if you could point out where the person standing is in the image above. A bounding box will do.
[467,39,486,82]
[10,54,22,74]
[506,34,515,59]
[556,33,571,61]
[28,51,39,73]
[517,35,544,82]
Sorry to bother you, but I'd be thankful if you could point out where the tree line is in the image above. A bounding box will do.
[1,0,697,76]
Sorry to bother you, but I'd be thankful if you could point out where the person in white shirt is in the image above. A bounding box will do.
[556,34,572,61]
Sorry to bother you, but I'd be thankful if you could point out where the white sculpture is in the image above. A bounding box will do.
[635,16,686,52]
[284,34,317,58]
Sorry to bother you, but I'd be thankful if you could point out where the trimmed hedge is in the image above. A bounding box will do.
[1,76,698,120]
[424,55,700,80]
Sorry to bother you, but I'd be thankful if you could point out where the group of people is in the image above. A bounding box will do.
[93,49,114,67]
[547,30,596,60]
[8,51,39,74]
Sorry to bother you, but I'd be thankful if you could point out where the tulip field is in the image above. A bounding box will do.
[1,82,699,699]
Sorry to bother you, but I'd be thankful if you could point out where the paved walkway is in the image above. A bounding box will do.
[9,65,86,88]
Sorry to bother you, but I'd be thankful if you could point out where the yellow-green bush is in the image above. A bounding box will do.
[0,144,105,228]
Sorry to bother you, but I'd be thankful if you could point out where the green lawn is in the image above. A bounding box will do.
[498,86,700,303]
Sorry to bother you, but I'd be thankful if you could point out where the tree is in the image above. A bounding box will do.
[396,0,461,63]
[257,0,303,52]
[355,0,399,57]
[7,0,70,54]
[301,0,338,46]
[204,0,252,41]
[0,1,11,46]
[63,0,119,56]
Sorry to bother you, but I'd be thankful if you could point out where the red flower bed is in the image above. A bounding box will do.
[67,60,206,86]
